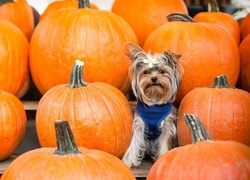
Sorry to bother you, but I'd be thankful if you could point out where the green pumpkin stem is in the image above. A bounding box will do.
[184,114,212,143]
[0,0,15,6]
[78,0,90,9]
[208,0,219,12]
[65,60,89,88]
[208,74,235,89]
[54,120,81,155]
[167,13,195,22]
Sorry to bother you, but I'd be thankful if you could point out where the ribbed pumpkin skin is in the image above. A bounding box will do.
[1,147,135,180]
[241,13,250,41]
[36,82,133,158]
[40,1,98,21]
[177,86,250,146]
[0,91,27,161]
[143,21,240,105]
[0,0,34,41]
[111,0,188,47]
[147,141,250,180]
[29,8,137,95]
[193,12,240,45]
[0,20,29,98]
[237,34,250,92]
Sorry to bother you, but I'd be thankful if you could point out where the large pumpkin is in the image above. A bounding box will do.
[40,0,98,21]
[29,0,137,96]
[193,0,240,45]
[2,120,135,180]
[237,34,250,93]
[0,0,34,40]
[0,19,30,98]
[35,60,133,158]
[147,114,250,180]
[111,0,188,47]
[177,75,250,146]
[240,12,250,41]
[0,90,27,161]
[143,13,240,105]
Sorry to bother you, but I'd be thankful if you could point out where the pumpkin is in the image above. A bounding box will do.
[0,0,34,41]
[29,0,137,96]
[0,90,27,161]
[177,75,250,146]
[0,19,30,98]
[2,120,135,180]
[143,13,240,105]
[193,0,240,45]
[147,114,250,180]
[111,0,188,47]
[35,60,133,158]
[240,12,250,41]
[40,0,98,21]
[236,34,250,93]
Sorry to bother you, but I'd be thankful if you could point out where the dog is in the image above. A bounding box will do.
[122,43,184,168]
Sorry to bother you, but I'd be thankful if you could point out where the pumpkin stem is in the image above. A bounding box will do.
[78,0,90,9]
[208,74,235,89]
[0,0,15,6]
[65,59,89,88]
[167,13,195,22]
[184,114,212,143]
[208,0,219,12]
[54,120,81,155]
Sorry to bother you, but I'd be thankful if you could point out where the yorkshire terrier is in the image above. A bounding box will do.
[122,43,184,168]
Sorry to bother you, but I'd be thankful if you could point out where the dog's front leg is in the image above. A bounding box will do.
[122,114,147,168]
[154,112,177,160]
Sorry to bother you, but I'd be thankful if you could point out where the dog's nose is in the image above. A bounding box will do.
[151,77,157,83]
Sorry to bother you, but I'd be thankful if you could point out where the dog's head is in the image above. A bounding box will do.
[126,42,184,106]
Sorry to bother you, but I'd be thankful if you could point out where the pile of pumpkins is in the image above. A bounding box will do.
[0,0,250,179]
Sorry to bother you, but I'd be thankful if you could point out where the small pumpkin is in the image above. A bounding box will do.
[2,120,135,180]
[111,0,188,47]
[237,34,250,93]
[0,0,34,40]
[177,75,250,146]
[0,90,27,161]
[143,13,240,105]
[193,0,240,45]
[40,0,98,21]
[240,12,250,41]
[29,0,137,95]
[147,114,250,180]
[36,60,133,158]
[0,19,30,98]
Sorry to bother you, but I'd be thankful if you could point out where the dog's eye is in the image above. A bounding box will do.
[159,70,164,74]
[144,70,149,74]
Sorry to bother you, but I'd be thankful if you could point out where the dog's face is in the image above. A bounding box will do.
[126,43,184,106]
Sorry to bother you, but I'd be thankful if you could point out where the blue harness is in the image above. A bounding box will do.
[136,100,172,140]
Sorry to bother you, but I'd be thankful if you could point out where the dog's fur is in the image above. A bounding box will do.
[122,43,184,168]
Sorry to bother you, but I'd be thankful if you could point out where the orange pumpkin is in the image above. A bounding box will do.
[177,75,250,146]
[35,60,133,158]
[2,120,135,180]
[147,114,250,180]
[143,13,240,105]
[29,0,137,95]
[111,0,188,47]
[0,90,27,161]
[0,0,34,41]
[240,12,250,41]
[0,19,30,98]
[193,0,240,45]
[237,34,250,93]
[40,0,98,21]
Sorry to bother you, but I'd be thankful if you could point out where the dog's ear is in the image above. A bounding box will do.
[163,50,182,64]
[125,42,145,61]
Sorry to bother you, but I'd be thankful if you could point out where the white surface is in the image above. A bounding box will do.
[27,0,115,14]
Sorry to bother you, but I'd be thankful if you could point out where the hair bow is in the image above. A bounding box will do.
[143,54,160,68]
